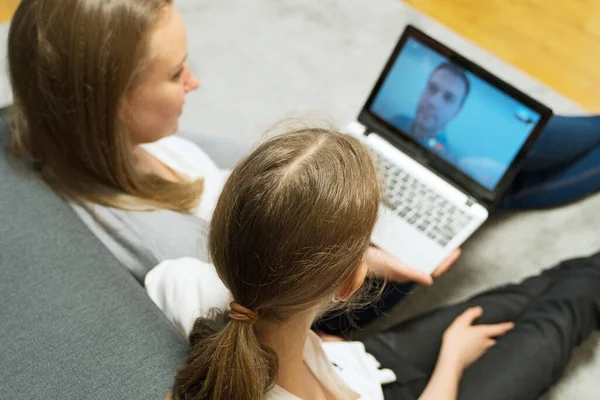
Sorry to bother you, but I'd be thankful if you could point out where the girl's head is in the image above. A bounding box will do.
[175,127,380,399]
[8,0,201,210]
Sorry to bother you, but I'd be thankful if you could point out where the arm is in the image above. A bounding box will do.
[365,246,461,284]
[419,307,515,400]
[145,257,233,338]
[418,355,462,400]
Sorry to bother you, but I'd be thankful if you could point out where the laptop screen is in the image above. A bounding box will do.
[368,36,542,191]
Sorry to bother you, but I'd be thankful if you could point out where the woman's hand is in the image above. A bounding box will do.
[365,246,461,285]
[440,306,514,371]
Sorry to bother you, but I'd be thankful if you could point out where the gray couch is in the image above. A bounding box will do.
[0,106,248,399]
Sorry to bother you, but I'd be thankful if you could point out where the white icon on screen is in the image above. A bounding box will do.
[515,108,535,125]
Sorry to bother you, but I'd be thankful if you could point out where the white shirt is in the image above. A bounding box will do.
[145,258,396,400]
[266,331,365,400]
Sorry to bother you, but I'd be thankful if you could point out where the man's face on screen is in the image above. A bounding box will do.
[414,68,468,138]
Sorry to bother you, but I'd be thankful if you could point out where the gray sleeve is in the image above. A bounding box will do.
[71,202,210,283]
[69,131,251,282]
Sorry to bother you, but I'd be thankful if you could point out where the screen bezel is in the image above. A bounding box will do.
[358,25,553,208]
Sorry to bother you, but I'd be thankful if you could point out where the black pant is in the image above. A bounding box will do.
[360,253,600,400]
[315,280,415,335]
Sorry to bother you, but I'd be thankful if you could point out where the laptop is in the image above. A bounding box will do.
[345,26,553,274]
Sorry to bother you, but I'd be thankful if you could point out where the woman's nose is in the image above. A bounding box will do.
[185,68,200,93]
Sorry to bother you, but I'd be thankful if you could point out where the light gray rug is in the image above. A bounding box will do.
[1,1,597,398]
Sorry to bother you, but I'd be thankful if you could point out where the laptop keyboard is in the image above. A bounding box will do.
[370,149,473,247]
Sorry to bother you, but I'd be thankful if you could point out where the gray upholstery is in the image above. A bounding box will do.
[0,110,189,399]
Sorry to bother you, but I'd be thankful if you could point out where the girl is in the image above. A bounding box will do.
[148,127,600,399]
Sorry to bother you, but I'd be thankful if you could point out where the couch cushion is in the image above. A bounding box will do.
[0,116,188,398]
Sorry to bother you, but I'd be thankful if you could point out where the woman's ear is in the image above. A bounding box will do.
[335,260,368,301]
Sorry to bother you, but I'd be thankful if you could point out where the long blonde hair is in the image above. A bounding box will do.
[7,0,203,211]
[174,128,380,399]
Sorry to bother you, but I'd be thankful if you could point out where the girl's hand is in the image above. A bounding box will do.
[440,306,514,371]
[365,246,461,285]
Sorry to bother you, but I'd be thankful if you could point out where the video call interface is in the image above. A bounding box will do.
[369,37,541,190]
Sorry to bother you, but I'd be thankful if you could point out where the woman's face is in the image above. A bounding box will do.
[123,5,200,145]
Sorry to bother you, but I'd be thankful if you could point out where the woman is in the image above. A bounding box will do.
[6,0,600,331]
[501,115,600,209]
[147,128,600,399]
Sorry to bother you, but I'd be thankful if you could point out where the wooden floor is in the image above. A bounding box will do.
[0,0,19,23]
[404,0,600,112]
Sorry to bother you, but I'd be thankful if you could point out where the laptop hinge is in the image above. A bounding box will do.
[465,197,476,207]
[345,121,367,136]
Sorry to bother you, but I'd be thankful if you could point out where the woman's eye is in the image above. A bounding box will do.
[173,69,184,80]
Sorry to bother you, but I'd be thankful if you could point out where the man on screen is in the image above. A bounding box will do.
[390,62,470,163]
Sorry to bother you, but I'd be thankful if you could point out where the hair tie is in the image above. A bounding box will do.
[229,301,259,325]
